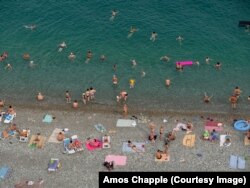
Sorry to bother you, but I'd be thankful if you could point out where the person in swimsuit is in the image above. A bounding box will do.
[203,92,213,103]
[159,125,164,140]
[65,91,71,103]
[127,140,143,152]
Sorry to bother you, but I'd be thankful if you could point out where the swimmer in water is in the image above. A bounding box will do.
[100,54,106,62]
[176,35,184,44]
[24,24,37,30]
[85,50,93,63]
[160,56,170,62]
[215,62,221,70]
[5,63,13,71]
[68,52,76,61]
[194,61,200,66]
[29,60,36,68]
[127,26,138,38]
[141,70,146,77]
[203,92,213,103]
[205,57,212,64]
[150,31,158,42]
[165,79,171,87]
[58,41,67,52]
[110,9,119,21]
[131,59,137,67]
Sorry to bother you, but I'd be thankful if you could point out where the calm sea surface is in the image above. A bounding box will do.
[0,0,250,114]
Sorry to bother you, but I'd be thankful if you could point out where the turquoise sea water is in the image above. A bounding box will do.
[0,0,249,114]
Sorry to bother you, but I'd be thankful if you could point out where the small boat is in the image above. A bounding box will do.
[234,120,250,131]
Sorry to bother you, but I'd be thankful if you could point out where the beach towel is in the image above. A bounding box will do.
[237,156,246,169]
[0,166,11,180]
[244,136,250,146]
[116,119,137,127]
[229,155,238,169]
[122,142,145,153]
[220,134,231,146]
[29,135,46,149]
[155,153,170,162]
[42,114,53,123]
[48,128,63,143]
[105,155,127,166]
[205,121,223,132]
[102,136,111,149]
[3,114,14,124]
[14,179,44,188]
[94,123,106,133]
[85,139,102,151]
[183,134,195,147]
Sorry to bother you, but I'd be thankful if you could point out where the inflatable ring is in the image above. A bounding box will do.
[234,120,250,131]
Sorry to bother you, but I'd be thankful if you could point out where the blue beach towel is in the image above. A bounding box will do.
[0,166,11,180]
[229,155,238,169]
[94,124,106,133]
[237,156,246,170]
[42,114,53,123]
[122,142,145,153]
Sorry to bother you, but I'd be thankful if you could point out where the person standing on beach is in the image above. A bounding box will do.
[65,91,71,103]
[0,99,5,107]
[112,75,118,85]
[123,104,128,118]
[72,100,78,109]
[159,125,164,140]
[229,95,238,109]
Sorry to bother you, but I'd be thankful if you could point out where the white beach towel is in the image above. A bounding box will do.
[220,135,226,147]
[116,119,136,127]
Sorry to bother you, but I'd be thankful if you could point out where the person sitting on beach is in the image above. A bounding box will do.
[37,92,44,101]
[57,132,65,142]
[127,140,143,153]
[33,133,41,145]
[224,132,231,146]
[210,129,219,142]
[103,161,114,171]
[68,140,77,150]
[8,105,16,115]
[202,130,210,140]
[10,123,18,131]
[166,131,176,143]
[149,131,157,143]
[204,92,213,103]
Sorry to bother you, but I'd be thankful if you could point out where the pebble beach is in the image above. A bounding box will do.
[0,104,249,188]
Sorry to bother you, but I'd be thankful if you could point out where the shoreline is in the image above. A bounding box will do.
[3,102,249,120]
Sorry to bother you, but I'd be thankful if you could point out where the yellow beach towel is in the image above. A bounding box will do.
[183,134,195,147]
[29,135,46,149]
[155,153,170,162]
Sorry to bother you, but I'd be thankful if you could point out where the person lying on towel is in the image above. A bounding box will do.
[87,138,101,147]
